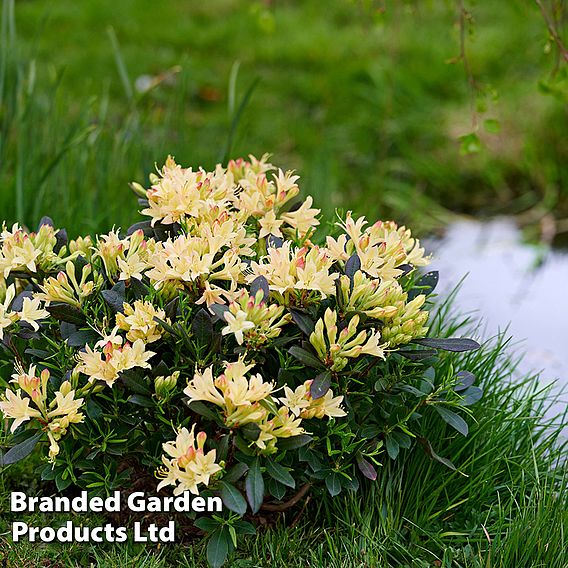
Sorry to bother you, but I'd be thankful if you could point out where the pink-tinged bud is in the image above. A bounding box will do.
[57,271,67,283]
[31,389,41,403]
[196,431,207,449]
[247,297,255,310]
[40,369,50,382]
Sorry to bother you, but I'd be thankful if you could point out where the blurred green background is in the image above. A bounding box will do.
[1,0,567,239]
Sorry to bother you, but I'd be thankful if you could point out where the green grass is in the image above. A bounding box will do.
[2,303,567,567]
[0,0,567,238]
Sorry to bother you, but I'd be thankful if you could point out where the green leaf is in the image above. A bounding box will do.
[194,517,220,533]
[454,371,476,391]
[277,434,312,451]
[385,434,400,460]
[223,462,249,483]
[241,423,261,441]
[356,456,377,480]
[266,459,295,489]
[219,481,247,515]
[458,132,482,155]
[267,478,286,500]
[245,458,264,514]
[233,520,256,535]
[309,371,331,399]
[462,386,483,406]
[250,275,270,300]
[289,309,315,336]
[1,432,42,466]
[192,309,213,347]
[187,401,219,421]
[420,438,456,471]
[127,394,154,408]
[413,337,480,352]
[288,346,324,369]
[325,472,342,497]
[408,271,439,300]
[207,529,230,568]
[345,253,361,279]
[66,329,99,348]
[46,303,86,325]
[433,406,469,436]
[101,282,126,314]
[483,118,501,133]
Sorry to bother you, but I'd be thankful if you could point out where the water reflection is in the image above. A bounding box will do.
[427,218,567,422]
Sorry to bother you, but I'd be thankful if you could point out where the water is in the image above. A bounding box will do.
[427,218,568,423]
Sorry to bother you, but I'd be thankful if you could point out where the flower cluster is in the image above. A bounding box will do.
[0,366,84,460]
[0,154,480,567]
[157,425,222,495]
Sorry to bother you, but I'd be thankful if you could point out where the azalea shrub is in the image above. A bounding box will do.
[0,155,482,566]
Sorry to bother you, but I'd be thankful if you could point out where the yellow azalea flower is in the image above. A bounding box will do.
[184,360,274,427]
[310,308,386,371]
[221,309,255,345]
[36,261,99,307]
[258,209,284,239]
[255,407,305,454]
[18,297,49,331]
[75,339,155,387]
[116,300,168,344]
[281,195,320,237]
[0,284,18,340]
[326,212,430,280]
[0,389,42,432]
[279,380,347,420]
[249,242,338,300]
[157,425,222,495]
[220,289,289,347]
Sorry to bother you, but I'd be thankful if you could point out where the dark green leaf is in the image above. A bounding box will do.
[356,456,377,480]
[219,481,247,515]
[277,434,312,451]
[207,529,230,568]
[289,346,324,369]
[408,271,439,300]
[195,517,220,532]
[192,309,213,347]
[266,459,295,489]
[325,472,342,497]
[47,303,86,325]
[245,458,264,514]
[462,386,483,406]
[187,401,219,421]
[101,282,126,314]
[289,309,315,336]
[127,394,154,408]
[210,303,230,320]
[385,434,400,460]
[433,406,469,436]
[250,275,270,300]
[454,371,476,391]
[233,520,256,535]
[1,432,42,466]
[241,423,261,442]
[223,462,249,483]
[267,477,286,500]
[413,337,480,352]
[66,329,99,348]
[309,371,331,399]
[397,348,438,361]
[345,253,361,279]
